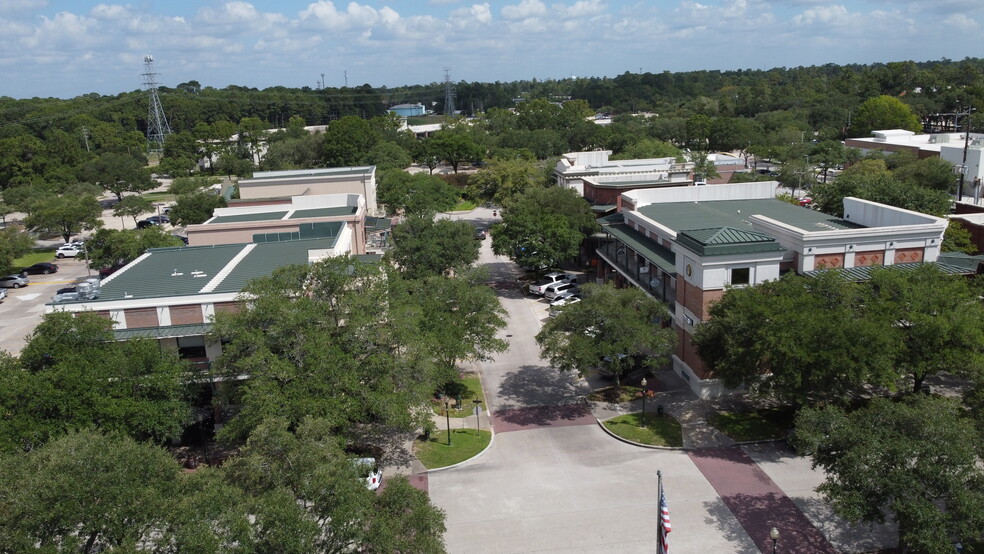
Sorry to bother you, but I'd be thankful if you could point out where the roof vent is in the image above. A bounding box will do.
[171,270,184,276]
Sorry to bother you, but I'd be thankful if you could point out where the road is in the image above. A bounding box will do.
[428,206,897,554]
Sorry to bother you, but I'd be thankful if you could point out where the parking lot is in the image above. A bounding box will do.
[0,257,94,355]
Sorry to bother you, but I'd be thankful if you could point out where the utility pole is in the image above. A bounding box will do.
[958,100,973,202]
[443,67,456,117]
[320,73,325,89]
[344,70,348,88]
[81,126,90,152]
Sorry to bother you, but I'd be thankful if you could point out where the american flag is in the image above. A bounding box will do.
[658,489,672,554]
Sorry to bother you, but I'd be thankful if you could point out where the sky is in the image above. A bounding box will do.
[0,0,981,99]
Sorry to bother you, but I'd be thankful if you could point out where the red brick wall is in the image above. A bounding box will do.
[214,302,242,315]
[854,250,885,267]
[814,253,844,269]
[678,278,725,321]
[170,305,204,325]
[894,248,924,264]
[124,308,159,328]
[677,326,711,379]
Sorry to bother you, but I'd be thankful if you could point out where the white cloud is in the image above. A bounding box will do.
[90,3,129,20]
[554,0,606,19]
[299,1,391,31]
[450,3,492,25]
[501,0,547,20]
[0,0,47,16]
[941,13,978,31]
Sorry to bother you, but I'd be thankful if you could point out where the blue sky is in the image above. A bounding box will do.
[1,0,981,99]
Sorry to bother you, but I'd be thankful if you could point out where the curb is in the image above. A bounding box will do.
[421,415,496,473]
[594,417,687,451]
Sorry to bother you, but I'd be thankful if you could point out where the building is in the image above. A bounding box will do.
[185,193,368,253]
[388,103,426,117]
[236,166,380,215]
[596,182,951,397]
[554,151,694,200]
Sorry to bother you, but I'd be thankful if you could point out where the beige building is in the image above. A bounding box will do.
[237,166,379,215]
[185,193,367,254]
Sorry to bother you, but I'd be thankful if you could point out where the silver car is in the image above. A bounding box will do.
[0,274,29,288]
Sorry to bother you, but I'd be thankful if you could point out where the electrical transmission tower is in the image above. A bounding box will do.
[443,67,456,117]
[142,55,172,154]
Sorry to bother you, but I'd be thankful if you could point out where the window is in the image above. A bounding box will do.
[177,335,207,359]
[731,267,751,286]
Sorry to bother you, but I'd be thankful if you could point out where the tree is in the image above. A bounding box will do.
[210,257,442,443]
[1,312,191,452]
[865,264,984,393]
[363,141,412,171]
[468,157,548,206]
[81,152,155,201]
[112,194,153,227]
[848,95,921,137]
[23,193,103,243]
[610,138,681,161]
[399,270,507,375]
[490,186,597,271]
[221,417,447,553]
[430,128,484,173]
[536,283,676,388]
[893,156,956,192]
[810,139,847,184]
[0,429,180,553]
[168,191,227,226]
[169,175,221,196]
[795,396,984,553]
[377,170,458,216]
[322,115,378,167]
[942,220,978,254]
[693,272,897,406]
[0,226,34,275]
[85,226,184,269]
[387,215,479,279]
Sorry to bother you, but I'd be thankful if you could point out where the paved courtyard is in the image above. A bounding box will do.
[423,207,898,554]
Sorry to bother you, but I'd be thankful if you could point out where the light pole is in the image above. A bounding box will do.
[640,377,648,425]
[770,527,779,554]
[958,100,973,202]
[440,394,451,445]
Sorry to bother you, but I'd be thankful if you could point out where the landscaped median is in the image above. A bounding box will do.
[706,406,795,442]
[414,429,492,469]
[431,372,486,418]
[602,413,683,448]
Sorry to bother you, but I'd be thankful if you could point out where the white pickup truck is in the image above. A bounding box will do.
[528,272,577,296]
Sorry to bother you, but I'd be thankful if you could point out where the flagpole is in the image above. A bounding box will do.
[657,470,663,554]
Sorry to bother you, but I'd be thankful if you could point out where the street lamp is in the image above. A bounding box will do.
[770,527,779,554]
[440,393,451,445]
[640,377,648,425]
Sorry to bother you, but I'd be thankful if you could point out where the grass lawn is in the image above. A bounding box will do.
[140,191,176,202]
[707,406,796,442]
[12,249,57,267]
[603,413,683,447]
[432,374,486,418]
[588,385,643,404]
[451,200,477,212]
[414,429,491,469]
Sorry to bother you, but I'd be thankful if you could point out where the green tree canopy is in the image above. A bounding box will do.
[490,186,597,270]
[80,152,155,201]
[377,170,458,216]
[210,257,443,444]
[430,126,485,173]
[111,194,153,227]
[387,215,479,279]
[0,226,34,275]
[85,226,184,269]
[23,192,103,243]
[1,312,192,452]
[536,283,676,388]
[322,115,378,167]
[848,95,922,137]
[795,396,984,553]
[168,191,227,226]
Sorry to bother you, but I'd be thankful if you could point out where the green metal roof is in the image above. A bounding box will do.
[289,206,358,219]
[602,223,676,274]
[96,237,339,301]
[590,204,617,213]
[803,262,971,281]
[208,211,288,224]
[676,226,784,257]
[936,252,984,272]
[114,323,212,340]
[637,199,864,234]
[365,216,392,231]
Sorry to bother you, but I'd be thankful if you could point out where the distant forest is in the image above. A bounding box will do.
[2,57,982,138]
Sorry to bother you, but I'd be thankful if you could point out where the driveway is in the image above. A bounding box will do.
[0,257,95,355]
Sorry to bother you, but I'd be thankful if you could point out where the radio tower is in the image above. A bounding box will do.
[142,55,172,154]
[443,67,456,117]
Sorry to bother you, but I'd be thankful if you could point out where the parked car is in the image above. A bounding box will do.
[543,281,580,300]
[173,234,189,244]
[21,262,58,275]
[0,274,29,288]
[0,288,6,302]
[136,219,159,229]
[548,292,581,307]
[473,226,487,240]
[55,245,80,258]
[146,215,170,225]
[354,457,382,491]
[529,272,577,295]
[99,264,126,279]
